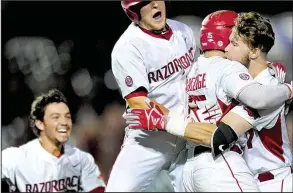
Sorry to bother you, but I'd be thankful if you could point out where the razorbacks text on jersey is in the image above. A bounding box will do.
[107,18,200,192]
[112,19,201,117]
[2,139,105,192]
[185,55,253,140]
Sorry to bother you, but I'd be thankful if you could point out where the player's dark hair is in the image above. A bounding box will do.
[29,89,69,136]
[235,11,275,53]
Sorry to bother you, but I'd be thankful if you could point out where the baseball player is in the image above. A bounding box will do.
[124,10,293,192]
[108,1,200,191]
[2,89,105,192]
[223,12,293,192]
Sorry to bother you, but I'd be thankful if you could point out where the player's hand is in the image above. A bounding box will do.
[123,98,168,131]
[268,61,286,83]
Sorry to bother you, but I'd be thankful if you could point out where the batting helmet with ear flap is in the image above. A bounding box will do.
[200,10,238,52]
[121,1,151,25]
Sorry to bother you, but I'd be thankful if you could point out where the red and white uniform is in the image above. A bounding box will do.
[231,68,293,192]
[183,55,259,192]
[2,139,105,192]
[109,19,200,191]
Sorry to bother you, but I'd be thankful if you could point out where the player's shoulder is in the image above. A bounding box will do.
[167,19,191,31]
[2,146,20,158]
[216,57,247,72]
[112,23,142,56]
[2,139,37,160]
[254,68,279,85]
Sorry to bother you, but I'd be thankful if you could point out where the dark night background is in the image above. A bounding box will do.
[2,1,292,125]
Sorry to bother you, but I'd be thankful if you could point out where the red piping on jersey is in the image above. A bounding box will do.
[281,179,284,192]
[139,25,173,41]
[258,115,285,162]
[125,90,147,99]
[221,153,243,192]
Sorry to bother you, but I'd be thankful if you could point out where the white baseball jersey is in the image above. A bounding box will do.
[107,19,200,192]
[231,68,293,174]
[183,55,259,192]
[112,19,200,116]
[186,55,254,147]
[2,139,105,192]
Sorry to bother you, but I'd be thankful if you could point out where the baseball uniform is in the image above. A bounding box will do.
[2,139,105,192]
[108,19,200,192]
[183,55,259,192]
[231,68,293,192]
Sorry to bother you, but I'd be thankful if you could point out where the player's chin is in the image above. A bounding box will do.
[151,20,166,31]
[56,133,70,143]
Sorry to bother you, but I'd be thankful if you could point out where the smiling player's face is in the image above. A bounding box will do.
[38,102,72,145]
[139,1,166,31]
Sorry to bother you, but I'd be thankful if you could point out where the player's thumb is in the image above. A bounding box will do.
[145,98,155,108]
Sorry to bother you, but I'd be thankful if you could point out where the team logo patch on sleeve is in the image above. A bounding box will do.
[239,73,250,80]
[125,76,133,87]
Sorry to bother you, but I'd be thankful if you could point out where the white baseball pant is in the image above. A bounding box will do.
[105,128,187,192]
[183,146,260,192]
[256,166,292,192]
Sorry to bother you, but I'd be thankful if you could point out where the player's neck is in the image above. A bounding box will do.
[39,136,63,157]
[248,57,268,79]
[139,23,167,34]
[204,50,225,58]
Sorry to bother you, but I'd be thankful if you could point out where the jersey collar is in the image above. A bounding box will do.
[138,24,173,41]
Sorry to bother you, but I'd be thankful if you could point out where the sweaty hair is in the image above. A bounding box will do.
[234,11,275,53]
[29,89,68,136]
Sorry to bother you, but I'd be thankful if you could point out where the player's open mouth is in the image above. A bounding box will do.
[153,11,162,20]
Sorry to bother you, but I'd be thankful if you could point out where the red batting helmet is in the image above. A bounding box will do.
[121,1,149,25]
[200,10,238,51]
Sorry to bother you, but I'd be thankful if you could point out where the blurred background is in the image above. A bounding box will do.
[1,1,292,191]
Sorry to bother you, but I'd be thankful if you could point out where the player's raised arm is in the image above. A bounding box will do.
[219,62,292,110]
[79,152,105,192]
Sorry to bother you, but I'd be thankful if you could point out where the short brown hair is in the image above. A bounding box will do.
[234,11,275,53]
[29,89,69,136]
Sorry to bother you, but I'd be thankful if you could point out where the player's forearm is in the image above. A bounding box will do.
[237,83,290,110]
[127,97,169,114]
[210,112,253,158]
[127,96,150,109]
[165,111,217,145]
[184,122,217,146]
[220,111,253,137]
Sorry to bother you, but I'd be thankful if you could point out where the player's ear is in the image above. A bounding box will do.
[249,48,260,60]
[35,120,45,131]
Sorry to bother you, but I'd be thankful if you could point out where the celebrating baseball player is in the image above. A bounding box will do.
[108,1,200,191]
[2,89,105,192]
[224,12,292,192]
[124,10,293,192]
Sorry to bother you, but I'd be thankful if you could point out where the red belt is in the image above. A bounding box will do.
[258,166,293,182]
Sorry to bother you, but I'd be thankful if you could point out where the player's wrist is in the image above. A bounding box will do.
[165,111,188,137]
